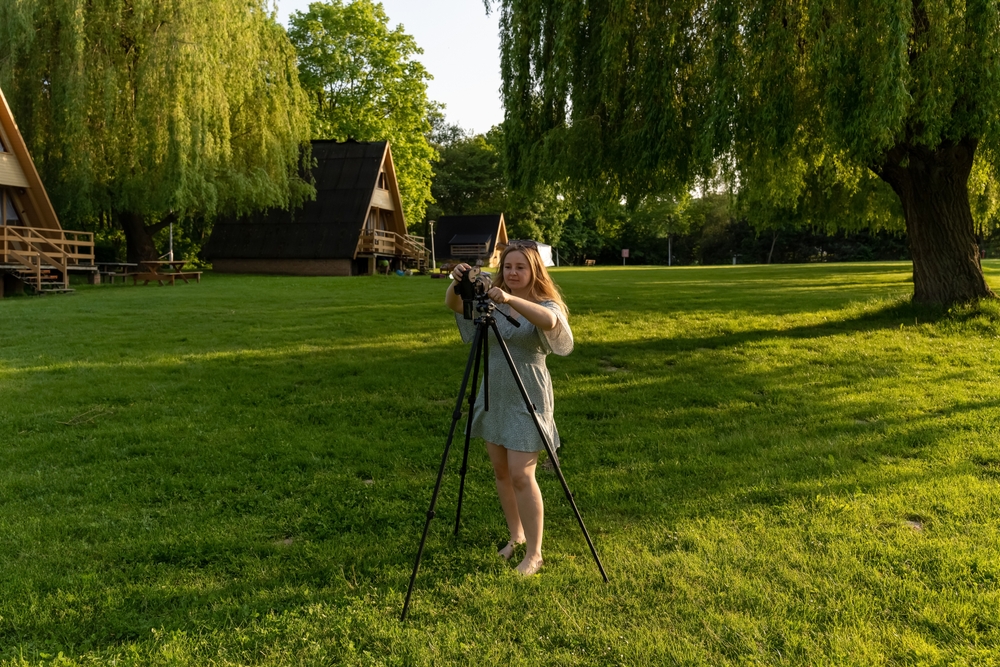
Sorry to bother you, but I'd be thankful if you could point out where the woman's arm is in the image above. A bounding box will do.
[487,288,558,331]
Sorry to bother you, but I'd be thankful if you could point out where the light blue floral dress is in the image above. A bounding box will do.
[455,300,573,453]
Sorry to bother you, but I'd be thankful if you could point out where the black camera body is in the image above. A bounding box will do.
[454,267,492,319]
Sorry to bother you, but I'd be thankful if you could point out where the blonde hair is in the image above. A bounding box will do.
[494,244,569,316]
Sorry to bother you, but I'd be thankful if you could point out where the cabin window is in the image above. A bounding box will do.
[3,190,19,224]
[377,171,387,189]
[0,136,6,152]
[365,208,389,233]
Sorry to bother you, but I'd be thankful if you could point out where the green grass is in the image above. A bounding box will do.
[1,262,999,665]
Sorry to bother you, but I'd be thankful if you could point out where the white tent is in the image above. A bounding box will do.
[537,243,555,267]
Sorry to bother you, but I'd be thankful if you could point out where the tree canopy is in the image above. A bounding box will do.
[495,0,1000,304]
[425,120,570,245]
[289,0,438,224]
[0,0,313,261]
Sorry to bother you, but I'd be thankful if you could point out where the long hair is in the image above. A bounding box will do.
[494,244,569,316]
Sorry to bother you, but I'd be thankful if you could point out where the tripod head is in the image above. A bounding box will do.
[454,267,520,327]
[473,293,520,327]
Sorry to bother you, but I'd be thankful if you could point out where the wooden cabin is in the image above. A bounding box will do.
[205,140,428,276]
[432,214,508,267]
[0,86,95,295]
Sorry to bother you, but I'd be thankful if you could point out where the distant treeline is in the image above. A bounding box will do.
[577,223,913,267]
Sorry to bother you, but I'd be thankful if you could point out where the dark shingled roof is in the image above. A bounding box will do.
[204,140,386,260]
[433,215,504,258]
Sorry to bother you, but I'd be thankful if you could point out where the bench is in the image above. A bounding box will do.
[175,271,202,284]
[100,270,133,284]
[96,262,138,284]
[131,260,201,286]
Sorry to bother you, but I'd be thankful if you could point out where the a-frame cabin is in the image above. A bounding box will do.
[0,86,95,296]
[432,214,509,267]
[205,140,428,276]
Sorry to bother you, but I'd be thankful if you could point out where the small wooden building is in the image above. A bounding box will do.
[432,214,508,267]
[205,140,427,276]
[0,85,94,295]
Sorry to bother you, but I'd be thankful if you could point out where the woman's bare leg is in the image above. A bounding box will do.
[486,441,525,558]
[507,449,544,575]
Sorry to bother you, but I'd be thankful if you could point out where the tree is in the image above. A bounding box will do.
[289,0,438,224]
[427,121,507,220]
[425,120,569,245]
[495,0,1000,304]
[0,0,313,262]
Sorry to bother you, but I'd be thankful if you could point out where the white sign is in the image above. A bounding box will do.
[621,249,629,258]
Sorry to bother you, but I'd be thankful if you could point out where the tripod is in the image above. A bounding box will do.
[401,295,608,621]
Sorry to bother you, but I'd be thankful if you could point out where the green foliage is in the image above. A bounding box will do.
[427,121,570,245]
[504,182,572,246]
[0,0,313,227]
[426,122,506,219]
[493,0,1000,231]
[289,0,438,224]
[554,192,910,266]
[2,266,1000,663]
[971,150,1000,236]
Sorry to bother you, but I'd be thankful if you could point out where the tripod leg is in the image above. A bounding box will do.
[401,324,484,621]
[454,323,486,535]
[482,324,490,411]
[487,320,610,583]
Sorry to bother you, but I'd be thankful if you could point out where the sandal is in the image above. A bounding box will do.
[497,539,525,561]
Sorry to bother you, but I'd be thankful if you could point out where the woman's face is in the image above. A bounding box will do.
[503,250,533,293]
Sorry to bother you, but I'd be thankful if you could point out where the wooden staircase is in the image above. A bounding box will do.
[1,224,95,295]
[399,234,430,270]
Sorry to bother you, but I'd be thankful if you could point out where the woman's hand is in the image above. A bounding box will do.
[450,263,472,281]
[487,286,509,304]
[445,263,473,314]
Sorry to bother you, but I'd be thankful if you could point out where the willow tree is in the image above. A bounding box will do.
[289,0,438,224]
[495,0,1000,304]
[0,0,312,261]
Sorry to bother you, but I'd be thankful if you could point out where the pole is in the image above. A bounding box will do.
[429,221,436,271]
[668,234,672,267]
[168,223,174,261]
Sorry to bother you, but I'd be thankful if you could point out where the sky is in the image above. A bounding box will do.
[274,0,505,135]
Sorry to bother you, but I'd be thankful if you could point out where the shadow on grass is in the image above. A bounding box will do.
[2,289,999,656]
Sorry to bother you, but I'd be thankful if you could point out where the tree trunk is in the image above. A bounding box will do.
[873,138,994,305]
[118,211,176,263]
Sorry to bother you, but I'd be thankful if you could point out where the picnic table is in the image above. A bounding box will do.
[96,262,138,284]
[132,260,202,286]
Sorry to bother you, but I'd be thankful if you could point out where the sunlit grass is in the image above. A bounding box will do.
[1,261,999,665]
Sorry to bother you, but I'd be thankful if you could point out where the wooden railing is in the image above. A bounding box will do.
[357,229,398,255]
[356,230,429,263]
[449,243,490,257]
[397,234,429,262]
[1,224,95,290]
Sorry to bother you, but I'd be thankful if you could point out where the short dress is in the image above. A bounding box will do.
[455,300,574,452]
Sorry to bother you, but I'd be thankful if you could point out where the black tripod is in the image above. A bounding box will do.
[401,294,608,621]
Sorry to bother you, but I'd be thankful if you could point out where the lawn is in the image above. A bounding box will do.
[1,262,998,666]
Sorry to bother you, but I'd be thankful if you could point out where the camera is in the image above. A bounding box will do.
[454,267,492,319]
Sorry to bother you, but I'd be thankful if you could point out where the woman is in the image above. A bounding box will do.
[445,241,573,576]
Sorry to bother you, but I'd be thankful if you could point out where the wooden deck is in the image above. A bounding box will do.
[356,231,429,267]
[0,224,95,293]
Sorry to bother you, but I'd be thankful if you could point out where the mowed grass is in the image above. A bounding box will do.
[1,262,999,666]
